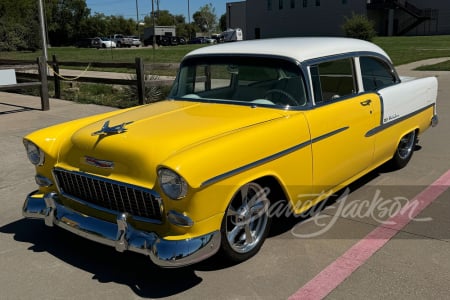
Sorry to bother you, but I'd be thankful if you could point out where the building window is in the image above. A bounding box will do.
[291,0,295,8]
[279,0,284,9]
[303,0,307,8]
[315,0,320,6]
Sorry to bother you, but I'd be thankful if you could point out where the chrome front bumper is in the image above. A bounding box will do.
[23,191,221,268]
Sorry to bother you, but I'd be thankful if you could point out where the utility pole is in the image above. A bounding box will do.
[136,0,139,26]
[38,0,48,65]
[188,0,191,39]
[152,0,156,48]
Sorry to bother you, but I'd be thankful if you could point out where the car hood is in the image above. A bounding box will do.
[59,100,286,186]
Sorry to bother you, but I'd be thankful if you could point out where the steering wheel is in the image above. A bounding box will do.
[264,89,298,106]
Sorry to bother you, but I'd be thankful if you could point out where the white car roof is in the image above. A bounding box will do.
[184,37,391,63]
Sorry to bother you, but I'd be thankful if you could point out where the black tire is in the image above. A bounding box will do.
[390,130,417,169]
[220,182,271,263]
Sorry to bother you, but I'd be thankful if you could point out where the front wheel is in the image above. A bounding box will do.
[390,130,417,169]
[220,182,271,263]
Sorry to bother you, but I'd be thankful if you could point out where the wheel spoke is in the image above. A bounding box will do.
[227,205,239,217]
[227,224,243,243]
[244,223,254,244]
[250,200,267,215]
[240,184,249,206]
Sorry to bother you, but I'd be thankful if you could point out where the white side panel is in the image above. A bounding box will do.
[378,77,438,124]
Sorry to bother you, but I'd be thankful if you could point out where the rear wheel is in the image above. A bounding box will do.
[220,182,271,262]
[391,130,417,169]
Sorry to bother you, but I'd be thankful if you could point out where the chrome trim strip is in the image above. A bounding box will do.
[311,126,349,144]
[201,141,311,187]
[365,104,435,137]
[22,191,221,268]
[201,126,349,187]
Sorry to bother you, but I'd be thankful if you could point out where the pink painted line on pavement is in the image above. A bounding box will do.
[289,169,450,300]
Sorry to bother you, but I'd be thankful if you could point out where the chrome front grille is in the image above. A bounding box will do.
[53,168,162,221]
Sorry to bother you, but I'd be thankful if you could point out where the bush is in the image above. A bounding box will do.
[342,13,376,41]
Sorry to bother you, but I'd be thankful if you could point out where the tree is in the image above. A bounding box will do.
[342,13,376,41]
[45,0,91,46]
[0,0,40,51]
[219,14,227,32]
[193,4,217,35]
[79,13,109,38]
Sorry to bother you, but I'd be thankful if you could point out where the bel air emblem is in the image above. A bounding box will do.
[92,120,133,136]
[84,156,114,169]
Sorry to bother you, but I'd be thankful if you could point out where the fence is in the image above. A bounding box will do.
[0,56,178,110]
[0,57,49,110]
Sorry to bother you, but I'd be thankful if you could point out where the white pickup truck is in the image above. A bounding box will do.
[111,34,134,48]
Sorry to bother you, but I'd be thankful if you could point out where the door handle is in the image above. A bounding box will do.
[360,99,371,106]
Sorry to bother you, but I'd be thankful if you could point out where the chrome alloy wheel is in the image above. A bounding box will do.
[224,182,270,254]
[397,131,416,160]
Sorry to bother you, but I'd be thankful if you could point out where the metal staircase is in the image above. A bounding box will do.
[367,0,435,35]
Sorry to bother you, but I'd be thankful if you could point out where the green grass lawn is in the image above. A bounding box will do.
[0,44,206,64]
[373,35,450,66]
[1,36,449,68]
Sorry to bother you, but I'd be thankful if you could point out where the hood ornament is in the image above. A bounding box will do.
[92,120,133,136]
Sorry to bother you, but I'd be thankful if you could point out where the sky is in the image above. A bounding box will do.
[85,0,231,22]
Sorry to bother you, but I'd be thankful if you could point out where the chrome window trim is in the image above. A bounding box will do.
[304,51,400,106]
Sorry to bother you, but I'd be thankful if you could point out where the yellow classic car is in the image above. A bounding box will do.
[22,37,438,267]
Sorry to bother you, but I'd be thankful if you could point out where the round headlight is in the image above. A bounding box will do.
[23,140,44,166]
[158,168,188,200]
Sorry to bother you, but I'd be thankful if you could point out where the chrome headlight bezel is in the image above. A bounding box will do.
[158,168,188,200]
[23,139,45,166]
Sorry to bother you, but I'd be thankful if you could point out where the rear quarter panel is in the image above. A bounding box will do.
[372,76,438,165]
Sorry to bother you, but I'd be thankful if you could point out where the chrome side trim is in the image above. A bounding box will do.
[310,126,349,144]
[365,104,435,137]
[201,126,349,187]
[201,140,311,187]
[22,191,221,268]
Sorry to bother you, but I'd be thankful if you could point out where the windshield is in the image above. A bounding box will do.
[169,56,307,108]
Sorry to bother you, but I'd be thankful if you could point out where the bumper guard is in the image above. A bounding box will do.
[23,191,221,268]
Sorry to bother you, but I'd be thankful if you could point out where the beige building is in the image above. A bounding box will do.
[225,0,450,39]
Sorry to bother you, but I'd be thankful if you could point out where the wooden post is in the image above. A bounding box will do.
[135,57,145,105]
[37,56,49,111]
[52,55,61,99]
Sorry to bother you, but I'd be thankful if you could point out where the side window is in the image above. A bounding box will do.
[360,56,397,91]
[193,65,232,92]
[310,58,356,103]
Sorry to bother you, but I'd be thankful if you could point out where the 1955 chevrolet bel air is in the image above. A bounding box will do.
[22,37,438,267]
